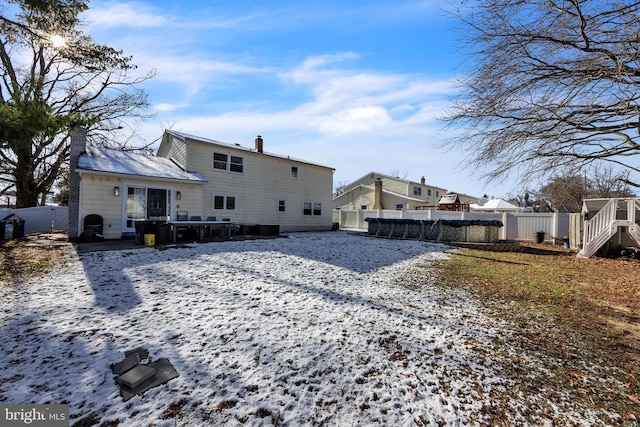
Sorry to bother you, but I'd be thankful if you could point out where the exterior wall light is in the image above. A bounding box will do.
[114,186,120,197]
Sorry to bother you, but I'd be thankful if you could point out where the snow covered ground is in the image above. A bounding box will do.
[0,232,608,426]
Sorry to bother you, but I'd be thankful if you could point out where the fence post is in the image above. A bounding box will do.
[501,212,508,241]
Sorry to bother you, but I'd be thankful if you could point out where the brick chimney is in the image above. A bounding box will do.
[421,176,425,185]
[373,178,384,209]
[255,135,263,153]
[68,128,87,240]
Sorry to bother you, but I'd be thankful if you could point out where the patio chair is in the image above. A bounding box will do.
[175,211,189,240]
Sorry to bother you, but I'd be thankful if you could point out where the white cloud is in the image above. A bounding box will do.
[315,106,392,135]
[84,2,167,28]
[153,103,188,112]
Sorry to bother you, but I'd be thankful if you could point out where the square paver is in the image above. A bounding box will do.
[117,365,156,389]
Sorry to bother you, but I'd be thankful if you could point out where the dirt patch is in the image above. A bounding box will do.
[0,235,74,285]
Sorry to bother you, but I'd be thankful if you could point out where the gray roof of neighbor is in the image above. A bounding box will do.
[77,145,206,182]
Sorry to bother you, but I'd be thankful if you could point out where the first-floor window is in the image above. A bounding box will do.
[278,200,286,212]
[361,205,368,210]
[303,202,322,216]
[395,203,404,210]
[213,194,236,210]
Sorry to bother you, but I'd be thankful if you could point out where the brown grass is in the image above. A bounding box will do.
[0,239,71,284]
[435,242,640,424]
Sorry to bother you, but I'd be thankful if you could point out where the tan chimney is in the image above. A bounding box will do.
[255,135,263,153]
[373,178,384,209]
[420,176,425,185]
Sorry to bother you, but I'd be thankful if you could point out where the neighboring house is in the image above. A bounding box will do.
[70,129,335,239]
[333,172,448,210]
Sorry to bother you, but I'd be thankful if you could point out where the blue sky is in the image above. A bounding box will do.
[82,0,516,198]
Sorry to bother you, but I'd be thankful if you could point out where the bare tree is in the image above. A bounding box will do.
[590,165,637,198]
[389,169,409,180]
[520,166,635,212]
[444,0,640,189]
[0,0,154,207]
[333,180,349,198]
[538,174,591,212]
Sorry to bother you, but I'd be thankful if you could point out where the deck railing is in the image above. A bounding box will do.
[578,198,640,258]
[578,199,618,258]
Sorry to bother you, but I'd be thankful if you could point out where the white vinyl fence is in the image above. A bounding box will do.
[1,206,68,234]
[333,209,570,244]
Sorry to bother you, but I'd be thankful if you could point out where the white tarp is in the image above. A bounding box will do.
[470,198,520,211]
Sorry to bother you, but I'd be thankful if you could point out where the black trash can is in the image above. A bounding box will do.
[535,231,545,244]
[156,224,170,245]
[16,219,25,238]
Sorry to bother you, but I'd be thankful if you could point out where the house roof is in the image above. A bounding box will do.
[164,130,335,171]
[345,171,448,192]
[333,184,425,203]
[77,145,207,183]
[439,194,460,204]
[470,198,520,211]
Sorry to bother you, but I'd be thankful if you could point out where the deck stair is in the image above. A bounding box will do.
[578,198,640,258]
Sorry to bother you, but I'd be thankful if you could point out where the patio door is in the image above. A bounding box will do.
[123,186,170,234]
[147,189,167,219]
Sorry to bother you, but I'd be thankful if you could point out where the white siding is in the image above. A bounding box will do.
[79,172,204,239]
[158,133,188,169]
[187,141,334,231]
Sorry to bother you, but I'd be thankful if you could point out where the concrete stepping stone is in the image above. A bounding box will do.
[117,365,156,389]
[111,348,180,402]
[120,359,180,402]
[111,352,140,375]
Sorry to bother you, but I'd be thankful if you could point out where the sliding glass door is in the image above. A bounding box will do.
[123,186,170,234]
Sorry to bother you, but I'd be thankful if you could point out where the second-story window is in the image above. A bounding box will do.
[213,152,244,173]
[291,166,299,179]
[413,186,422,196]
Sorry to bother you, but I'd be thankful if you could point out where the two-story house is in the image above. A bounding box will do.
[157,131,335,232]
[70,129,334,239]
[333,172,448,211]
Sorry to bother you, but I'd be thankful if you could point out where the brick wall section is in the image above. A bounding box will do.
[67,128,86,239]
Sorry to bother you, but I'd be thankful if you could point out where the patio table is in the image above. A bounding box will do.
[167,220,234,242]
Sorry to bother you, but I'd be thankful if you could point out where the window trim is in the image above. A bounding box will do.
[278,199,286,213]
[290,166,299,179]
[212,151,244,173]
[303,201,322,216]
[212,193,237,211]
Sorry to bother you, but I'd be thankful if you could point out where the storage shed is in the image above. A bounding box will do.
[439,194,468,211]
